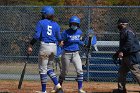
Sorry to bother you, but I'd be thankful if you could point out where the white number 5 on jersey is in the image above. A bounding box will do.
[47,25,52,35]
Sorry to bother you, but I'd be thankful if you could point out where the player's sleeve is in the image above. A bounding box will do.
[30,21,42,46]
[73,30,84,46]
[55,23,62,42]
[33,21,42,40]
[91,36,97,45]
[61,31,67,41]
[78,38,84,46]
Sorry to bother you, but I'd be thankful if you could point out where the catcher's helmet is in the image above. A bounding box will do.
[69,16,80,24]
[40,6,54,15]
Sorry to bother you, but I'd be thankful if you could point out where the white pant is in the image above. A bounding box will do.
[60,51,83,78]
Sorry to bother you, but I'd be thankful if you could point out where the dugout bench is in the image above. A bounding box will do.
[82,51,136,82]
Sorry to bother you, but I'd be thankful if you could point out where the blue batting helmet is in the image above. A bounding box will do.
[40,6,54,15]
[87,28,94,35]
[69,16,80,24]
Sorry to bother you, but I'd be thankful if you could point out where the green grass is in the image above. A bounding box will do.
[0,62,77,75]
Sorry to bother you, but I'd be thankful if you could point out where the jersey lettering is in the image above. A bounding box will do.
[69,35,80,40]
[47,25,52,35]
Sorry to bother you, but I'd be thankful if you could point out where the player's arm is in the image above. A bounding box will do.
[60,30,67,44]
[27,38,37,54]
[55,24,63,46]
[55,24,61,41]
[77,32,86,47]
[77,40,84,46]
[27,21,42,54]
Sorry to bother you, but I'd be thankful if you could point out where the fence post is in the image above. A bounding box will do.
[86,6,91,82]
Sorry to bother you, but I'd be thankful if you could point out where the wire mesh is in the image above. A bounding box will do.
[0,6,140,82]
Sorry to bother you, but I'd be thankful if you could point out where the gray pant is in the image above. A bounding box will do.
[118,56,140,90]
[38,42,57,74]
[59,51,83,81]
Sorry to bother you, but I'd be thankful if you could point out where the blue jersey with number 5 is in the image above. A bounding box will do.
[33,19,62,43]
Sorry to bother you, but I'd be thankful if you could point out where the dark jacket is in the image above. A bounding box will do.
[119,27,140,63]
[119,27,140,54]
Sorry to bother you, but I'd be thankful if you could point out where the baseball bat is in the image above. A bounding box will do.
[86,36,92,63]
[87,36,92,51]
[18,54,29,89]
[85,36,92,81]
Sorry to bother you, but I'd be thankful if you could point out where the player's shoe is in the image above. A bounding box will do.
[35,91,47,93]
[51,87,64,93]
[113,89,127,93]
[78,89,86,93]
[50,89,56,93]
[56,88,64,93]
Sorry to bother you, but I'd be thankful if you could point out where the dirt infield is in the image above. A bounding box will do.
[0,80,140,93]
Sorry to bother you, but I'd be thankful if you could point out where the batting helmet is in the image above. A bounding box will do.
[40,6,54,15]
[69,16,80,24]
[87,29,94,34]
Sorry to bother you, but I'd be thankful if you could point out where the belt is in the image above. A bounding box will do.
[41,41,56,45]
[64,50,79,53]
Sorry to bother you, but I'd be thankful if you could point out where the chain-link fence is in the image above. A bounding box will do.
[0,6,140,82]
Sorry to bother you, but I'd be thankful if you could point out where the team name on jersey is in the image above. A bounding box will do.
[69,35,80,40]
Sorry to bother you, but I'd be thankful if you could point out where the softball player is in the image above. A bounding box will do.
[85,28,98,51]
[27,6,63,93]
[82,28,98,58]
[58,16,86,93]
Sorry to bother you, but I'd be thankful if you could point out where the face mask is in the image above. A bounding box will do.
[71,25,78,30]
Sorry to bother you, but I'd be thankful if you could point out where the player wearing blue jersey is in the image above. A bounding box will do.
[58,16,86,93]
[83,28,98,51]
[27,6,63,93]
[82,28,98,58]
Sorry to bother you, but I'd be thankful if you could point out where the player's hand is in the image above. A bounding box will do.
[83,44,87,48]
[83,44,89,48]
[59,41,64,46]
[118,52,123,58]
[27,45,33,55]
